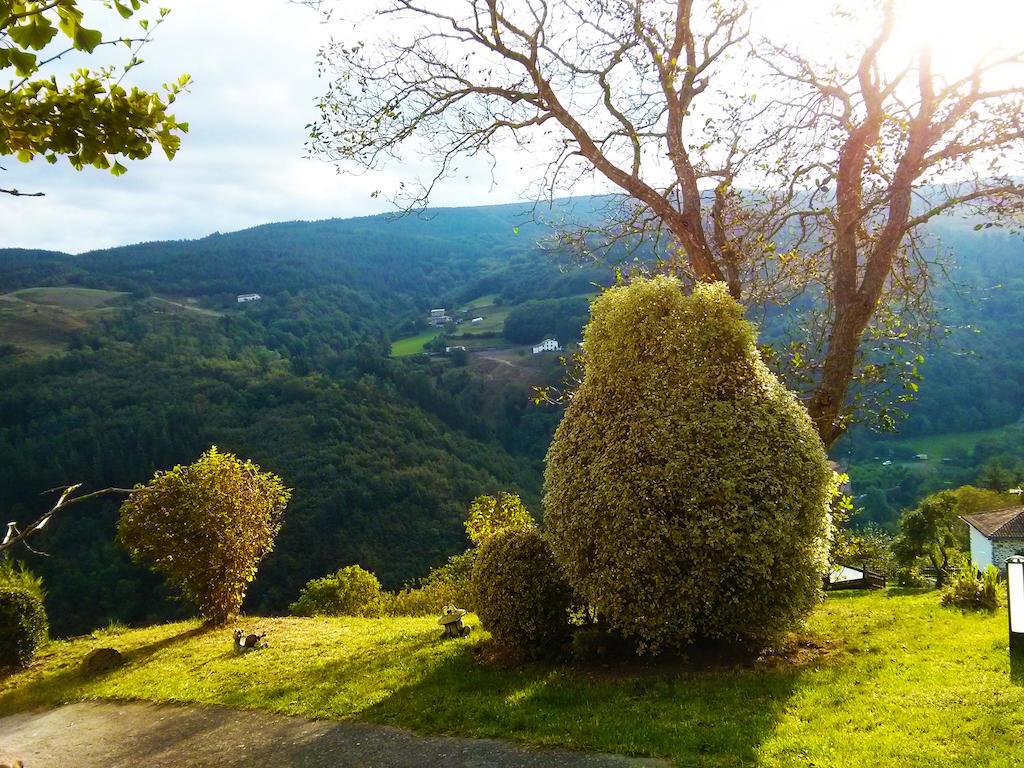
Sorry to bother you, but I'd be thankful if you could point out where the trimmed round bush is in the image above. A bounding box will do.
[544,277,832,653]
[289,565,383,617]
[472,527,572,655]
[0,586,48,668]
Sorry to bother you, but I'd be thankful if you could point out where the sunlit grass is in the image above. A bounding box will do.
[1,591,1021,766]
[390,331,442,356]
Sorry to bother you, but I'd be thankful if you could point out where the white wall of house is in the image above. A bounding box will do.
[969,526,994,571]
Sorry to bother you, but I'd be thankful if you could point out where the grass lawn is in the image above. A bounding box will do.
[390,330,442,356]
[2,590,1022,766]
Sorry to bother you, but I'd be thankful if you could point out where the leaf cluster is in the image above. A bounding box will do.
[1,0,189,184]
[464,492,534,547]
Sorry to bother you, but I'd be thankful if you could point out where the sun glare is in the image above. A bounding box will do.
[890,0,1024,79]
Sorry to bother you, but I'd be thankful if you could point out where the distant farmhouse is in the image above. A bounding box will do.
[533,338,561,354]
[961,506,1024,573]
[237,293,262,303]
[428,308,451,327]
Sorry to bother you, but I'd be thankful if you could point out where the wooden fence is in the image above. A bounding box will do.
[824,566,886,591]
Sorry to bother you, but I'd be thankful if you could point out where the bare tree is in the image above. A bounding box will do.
[306,0,1024,447]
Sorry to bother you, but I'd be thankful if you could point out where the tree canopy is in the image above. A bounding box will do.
[0,0,189,196]
[306,0,1024,446]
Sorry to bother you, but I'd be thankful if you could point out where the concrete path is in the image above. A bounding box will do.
[0,701,668,767]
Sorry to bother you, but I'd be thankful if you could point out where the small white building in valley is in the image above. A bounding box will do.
[532,338,561,354]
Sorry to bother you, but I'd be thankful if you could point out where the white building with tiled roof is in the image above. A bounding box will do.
[960,506,1024,573]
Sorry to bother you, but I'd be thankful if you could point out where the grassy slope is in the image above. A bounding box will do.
[2,591,1022,766]
[0,287,128,354]
[390,330,443,356]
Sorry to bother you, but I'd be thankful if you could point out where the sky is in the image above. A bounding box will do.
[0,0,528,254]
[2,0,1020,254]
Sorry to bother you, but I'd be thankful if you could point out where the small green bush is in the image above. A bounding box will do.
[382,550,478,617]
[895,566,931,588]
[472,527,572,656]
[0,586,48,668]
[289,565,383,617]
[941,564,1000,611]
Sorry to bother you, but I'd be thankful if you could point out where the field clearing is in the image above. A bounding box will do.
[454,302,511,335]
[10,286,128,310]
[0,287,128,354]
[463,293,499,309]
[1,590,1020,766]
[391,330,442,356]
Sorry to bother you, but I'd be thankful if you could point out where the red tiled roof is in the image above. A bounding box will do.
[960,506,1024,539]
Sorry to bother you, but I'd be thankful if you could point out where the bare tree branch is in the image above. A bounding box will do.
[1,485,134,556]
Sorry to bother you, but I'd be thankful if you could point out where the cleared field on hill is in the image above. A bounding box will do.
[1,590,1019,766]
[0,287,128,354]
[391,330,442,356]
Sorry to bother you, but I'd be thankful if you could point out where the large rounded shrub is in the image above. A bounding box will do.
[0,586,48,668]
[289,565,383,617]
[544,277,832,653]
[472,527,572,655]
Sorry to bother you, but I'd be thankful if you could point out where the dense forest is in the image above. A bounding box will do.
[0,200,1020,634]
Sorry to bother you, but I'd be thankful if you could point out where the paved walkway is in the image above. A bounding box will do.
[0,701,668,767]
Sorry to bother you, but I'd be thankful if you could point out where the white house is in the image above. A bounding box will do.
[237,293,262,303]
[428,308,451,327]
[961,506,1024,573]
[532,338,560,354]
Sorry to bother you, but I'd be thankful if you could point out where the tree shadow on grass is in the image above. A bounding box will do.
[343,641,814,767]
[0,624,213,714]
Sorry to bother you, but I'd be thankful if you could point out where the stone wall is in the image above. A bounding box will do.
[992,538,1024,572]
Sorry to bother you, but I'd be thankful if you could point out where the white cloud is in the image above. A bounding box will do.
[0,0,527,254]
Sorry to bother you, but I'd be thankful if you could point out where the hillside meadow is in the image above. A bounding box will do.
[2,590,1021,767]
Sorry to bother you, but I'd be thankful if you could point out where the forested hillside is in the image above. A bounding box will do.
[0,201,1020,633]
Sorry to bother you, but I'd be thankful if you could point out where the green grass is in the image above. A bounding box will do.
[2,591,1022,766]
[390,330,442,356]
[463,293,499,310]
